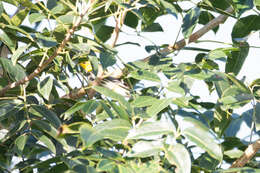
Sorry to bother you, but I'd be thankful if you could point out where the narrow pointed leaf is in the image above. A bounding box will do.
[37,76,53,100]
[147,98,172,117]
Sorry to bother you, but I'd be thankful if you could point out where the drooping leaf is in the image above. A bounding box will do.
[37,75,53,100]
[182,117,223,161]
[0,30,16,52]
[253,103,260,131]
[80,119,131,147]
[182,7,201,39]
[164,144,191,173]
[0,100,23,121]
[225,42,249,75]
[35,33,58,48]
[108,101,130,121]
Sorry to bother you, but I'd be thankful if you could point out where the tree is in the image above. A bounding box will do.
[0,0,260,172]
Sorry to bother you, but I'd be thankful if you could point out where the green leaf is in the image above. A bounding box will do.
[0,58,27,81]
[127,121,174,139]
[198,11,218,33]
[93,86,131,110]
[32,120,70,151]
[97,159,116,172]
[182,7,201,39]
[233,0,254,16]
[160,0,178,17]
[142,23,163,32]
[254,103,260,131]
[147,98,172,117]
[31,105,61,129]
[109,101,130,121]
[5,25,34,41]
[124,12,138,28]
[167,81,185,95]
[225,73,250,93]
[164,144,191,173]
[132,96,158,108]
[213,72,230,98]
[126,140,163,158]
[220,86,253,109]
[0,2,4,16]
[93,20,114,42]
[129,70,160,82]
[11,8,29,26]
[47,0,57,10]
[100,51,116,69]
[32,131,56,154]
[225,42,249,75]
[14,134,28,156]
[224,148,243,159]
[0,30,16,52]
[37,75,53,100]
[29,13,46,24]
[11,44,31,65]
[0,100,23,121]
[35,33,58,48]
[58,14,75,24]
[182,117,223,161]
[63,100,99,120]
[80,119,131,147]
[232,15,260,42]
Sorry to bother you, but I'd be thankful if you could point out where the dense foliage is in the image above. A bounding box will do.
[0,0,260,172]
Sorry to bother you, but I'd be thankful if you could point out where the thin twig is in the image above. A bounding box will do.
[0,2,94,96]
[62,6,234,99]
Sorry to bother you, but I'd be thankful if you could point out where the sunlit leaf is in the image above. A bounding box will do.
[126,140,163,158]
[147,98,172,117]
[164,144,191,173]
[0,58,27,81]
[80,119,131,147]
[182,117,223,161]
[14,134,28,156]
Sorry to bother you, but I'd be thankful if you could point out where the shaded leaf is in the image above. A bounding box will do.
[182,7,201,39]
[0,58,26,81]
[225,42,249,75]
[31,105,61,129]
[37,75,53,100]
[100,51,116,69]
[32,131,56,154]
[142,23,163,32]
[232,15,260,42]
[14,134,28,156]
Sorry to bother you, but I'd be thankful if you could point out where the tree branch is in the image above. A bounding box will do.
[62,6,234,99]
[230,139,260,168]
[0,2,93,96]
